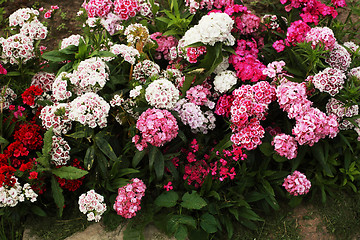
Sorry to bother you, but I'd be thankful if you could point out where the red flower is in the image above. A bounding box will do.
[21,85,43,106]
[0,63,7,75]
[55,159,85,191]
[29,171,38,179]
[14,123,43,150]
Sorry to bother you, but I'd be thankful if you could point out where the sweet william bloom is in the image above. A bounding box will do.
[0,64,6,75]
[44,10,52,19]
[283,171,311,196]
[28,171,38,180]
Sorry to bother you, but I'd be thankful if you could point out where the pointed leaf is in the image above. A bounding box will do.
[52,166,88,180]
[84,145,95,170]
[51,176,64,217]
[181,191,207,210]
[95,136,117,162]
[155,191,179,208]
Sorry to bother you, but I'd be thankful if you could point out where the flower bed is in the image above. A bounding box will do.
[0,0,360,239]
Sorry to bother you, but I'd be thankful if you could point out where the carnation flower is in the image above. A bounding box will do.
[68,92,110,128]
[82,0,112,18]
[52,72,73,101]
[113,0,141,20]
[113,178,146,218]
[145,78,179,109]
[344,41,359,53]
[13,123,43,150]
[312,67,346,96]
[103,44,139,64]
[31,72,56,92]
[0,176,38,207]
[0,86,17,110]
[186,85,211,106]
[0,34,35,65]
[326,98,358,130]
[326,43,351,71]
[213,70,237,93]
[9,8,39,27]
[272,133,298,159]
[78,190,107,222]
[305,27,337,51]
[50,136,71,166]
[283,171,311,196]
[19,18,47,40]
[133,108,179,150]
[349,67,360,79]
[60,34,84,50]
[100,13,124,35]
[40,103,72,135]
[286,20,311,46]
[273,40,285,52]
[21,85,43,107]
[132,60,160,83]
[124,23,150,47]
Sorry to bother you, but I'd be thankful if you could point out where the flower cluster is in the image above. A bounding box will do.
[325,43,351,71]
[52,72,73,101]
[186,85,212,106]
[0,34,35,65]
[107,44,140,64]
[56,159,85,191]
[31,72,56,92]
[113,0,141,20]
[19,19,47,40]
[271,133,298,159]
[14,123,43,150]
[0,86,17,110]
[68,92,110,128]
[213,70,238,93]
[40,103,72,135]
[82,0,112,18]
[145,78,180,109]
[124,23,150,47]
[311,67,346,96]
[9,8,39,27]
[21,85,43,107]
[50,136,71,166]
[113,178,146,218]
[0,176,38,207]
[133,108,179,150]
[305,27,337,51]
[60,34,84,49]
[283,171,311,196]
[286,20,311,46]
[151,32,179,61]
[326,98,358,130]
[132,60,160,83]
[78,190,107,222]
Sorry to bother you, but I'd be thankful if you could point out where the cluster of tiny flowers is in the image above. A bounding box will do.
[105,44,139,64]
[185,46,206,63]
[325,43,352,71]
[60,34,84,49]
[50,136,71,166]
[9,8,39,27]
[138,0,154,17]
[21,85,43,107]
[110,94,125,107]
[78,190,107,222]
[70,57,109,94]
[133,108,179,151]
[283,171,311,196]
[0,86,17,110]
[273,40,286,52]
[31,72,56,92]
[230,118,265,150]
[184,160,210,188]
[132,60,160,83]
[175,99,216,134]
[286,20,311,46]
[271,133,298,159]
[0,34,34,65]
[19,19,47,40]
[215,94,234,118]
[145,78,179,109]
[82,0,112,18]
[235,12,261,35]
[69,92,110,128]
[344,41,359,53]
[262,60,286,79]
[186,85,212,106]
[184,0,233,14]
[124,23,150,47]
[293,107,339,146]
[150,32,178,61]
[161,69,184,88]
[113,178,146,218]
[262,14,285,31]
[181,12,235,47]
[312,67,346,96]
[52,72,72,101]
[326,98,358,130]
[0,177,37,207]
[305,27,337,51]
[349,67,360,79]
[113,0,140,20]
[129,85,142,99]
[100,13,124,35]
[228,39,266,82]
[40,103,72,135]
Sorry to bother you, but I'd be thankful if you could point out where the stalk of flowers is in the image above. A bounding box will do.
[113,178,146,218]
[78,190,107,222]
[39,103,72,135]
[283,171,311,196]
[132,108,179,151]
[50,136,71,166]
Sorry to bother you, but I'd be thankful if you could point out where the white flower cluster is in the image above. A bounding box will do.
[174,99,216,134]
[145,79,180,109]
[70,57,109,95]
[78,190,107,222]
[60,34,84,50]
[51,135,71,166]
[20,19,47,40]
[181,12,235,47]
[105,44,140,64]
[326,98,359,130]
[31,72,56,92]
[52,72,73,101]
[40,103,72,136]
[0,177,38,207]
[129,85,143,98]
[344,41,359,53]
[110,94,125,107]
[312,67,346,96]
[214,56,230,74]
[69,92,110,128]
[0,86,17,110]
[349,67,360,79]
[326,43,352,71]
[9,8,39,27]
[133,60,160,83]
[124,23,150,46]
[0,34,34,65]
[214,70,237,93]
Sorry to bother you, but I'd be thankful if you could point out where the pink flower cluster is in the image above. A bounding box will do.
[229,39,266,82]
[271,133,298,159]
[312,67,346,96]
[78,190,107,222]
[133,108,179,151]
[215,94,234,118]
[113,178,146,218]
[326,43,351,71]
[20,19,47,40]
[283,171,311,196]
[40,103,72,135]
[51,136,71,166]
[9,8,39,27]
[82,0,112,18]
[132,60,160,83]
[52,72,72,101]
[184,0,234,14]
[186,46,207,64]
[31,72,56,92]
[186,85,211,106]
[60,34,84,50]
[184,159,210,188]
[305,27,337,51]
[234,12,260,35]
[113,0,140,20]
[150,32,178,61]
[68,92,110,128]
[107,44,139,64]
[286,20,311,46]
[262,60,286,79]
[273,40,286,52]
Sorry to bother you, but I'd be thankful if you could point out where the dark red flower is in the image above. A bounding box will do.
[14,123,43,150]
[21,85,43,106]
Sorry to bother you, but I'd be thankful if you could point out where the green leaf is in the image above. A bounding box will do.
[259,142,273,157]
[155,191,179,208]
[223,216,234,239]
[238,207,263,221]
[4,71,21,76]
[51,176,64,217]
[174,225,187,240]
[181,191,207,210]
[84,145,95,170]
[96,51,116,58]
[132,150,146,168]
[52,166,88,180]
[167,215,196,234]
[59,44,78,54]
[94,135,117,162]
[117,168,140,177]
[149,145,160,170]
[273,153,288,162]
[66,130,87,139]
[42,50,69,62]
[110,178,128,190]
[42,127,53,157]
[154,150,165,180]
[31,206,47,217]
[312,143,334,177]
[200,213,218,234]
[0,136,9,146]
